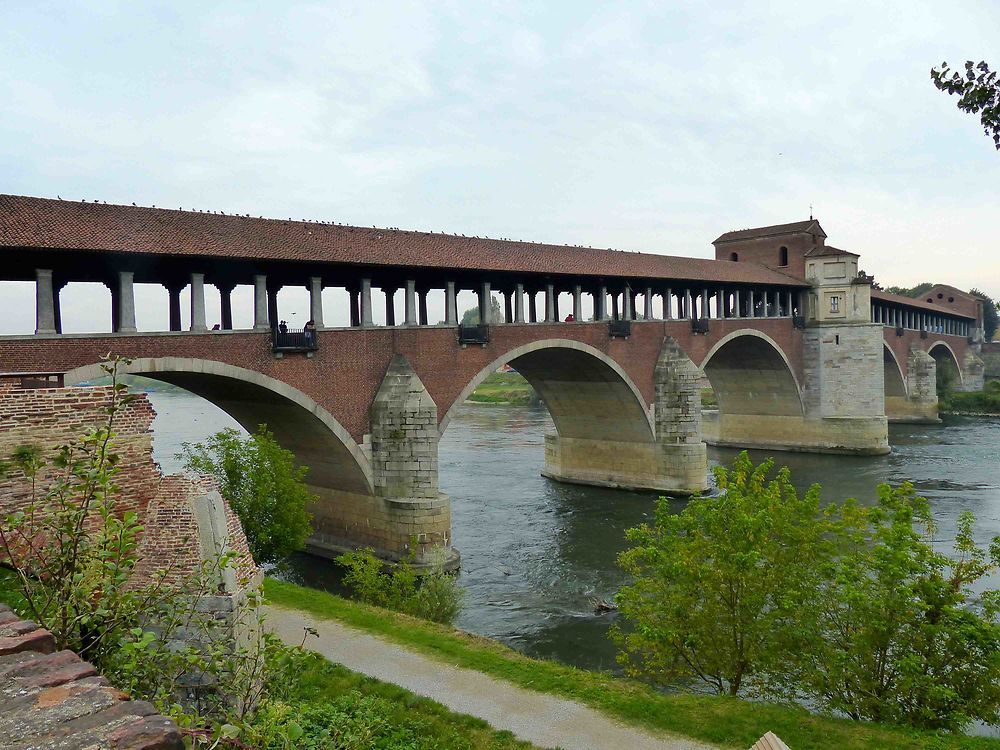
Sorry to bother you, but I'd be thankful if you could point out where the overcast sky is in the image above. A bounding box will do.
[1,0,998,333]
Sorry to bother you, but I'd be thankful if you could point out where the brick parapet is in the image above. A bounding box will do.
[0,604,183,749]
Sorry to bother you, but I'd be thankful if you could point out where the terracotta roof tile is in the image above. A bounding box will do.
[0,195,807,287]
[713,219,826,244]
[872,289,976,319]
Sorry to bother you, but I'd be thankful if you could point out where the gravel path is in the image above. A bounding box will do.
[266,605,724,750]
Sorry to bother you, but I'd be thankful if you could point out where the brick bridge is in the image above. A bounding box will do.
[0,196,986,566]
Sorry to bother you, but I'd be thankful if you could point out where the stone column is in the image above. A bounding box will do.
[384,288,397,326]
[479,282,492,325]
[683,290,692,319]
[664,288,672,319]
[118,271,137,333]
[253,275,269,330]
[644,287,653,319]
[361,279,374,327]
[592,286,604,320]
[734,289,742,318]
[267,284,280,330]
[219,284,234,330]
[445,281,457,325]
[190,273,207,331]
[53,279,66,334]
[503,291,513,324]
[716,290,724,319]
[545,284,556,322]
[34,269,56,335]
[787,291,794,317]
[349,287,360,327]
[309,276,324,327]
[610,293,619,321]
[623,288,633,320]
[418,288,429,326]
[404,280,417,326]
[109,283,120,333]
[514,283,525,323]
[166,283,183,331]
[748,290,755,318]
[528,291,537,323]
[573,285,582,321]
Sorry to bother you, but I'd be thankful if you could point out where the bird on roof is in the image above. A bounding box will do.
[132,202,136,206]
[57,195,62,200]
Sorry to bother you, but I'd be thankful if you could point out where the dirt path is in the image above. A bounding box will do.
[266,605,724,750]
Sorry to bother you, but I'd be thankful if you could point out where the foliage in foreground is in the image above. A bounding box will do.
[264,577,1000,750]
[179,425,313,566]
[614,451,1000,732]
[0,358,269,743]
[932,60,1000,150]
[336,546,464,625]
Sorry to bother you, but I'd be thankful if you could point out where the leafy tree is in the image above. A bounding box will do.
[786,483,1000,731]
[461,298,503,325]
[931,61,1000,150]
[884,282,934,298]
[971,288,998,342]
[179,426,313,565]
[613,452,829,696]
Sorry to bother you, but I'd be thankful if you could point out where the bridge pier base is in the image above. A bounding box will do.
[306,355,458,570]
[887,348,939,423]
[959,350,985,393]
[539,337,708,495]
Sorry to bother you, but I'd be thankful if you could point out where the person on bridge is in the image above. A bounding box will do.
[304,319,317,347]
[278,320,288,334]
[565,313,575,322]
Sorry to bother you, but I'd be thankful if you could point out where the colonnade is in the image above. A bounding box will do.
[872,303,970,337]
[29,265,805,335]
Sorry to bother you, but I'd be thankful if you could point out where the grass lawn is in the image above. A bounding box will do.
[282,649,540,750]
[265,577,1000,750]
[467,371,538,405]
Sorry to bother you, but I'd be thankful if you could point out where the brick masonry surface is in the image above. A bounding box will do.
[0,382,258,588]
[0,603,183,749]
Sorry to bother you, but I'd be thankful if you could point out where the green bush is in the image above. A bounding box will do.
[179,426,314,565]
[337,547,464,625]
[615,452,1000,732]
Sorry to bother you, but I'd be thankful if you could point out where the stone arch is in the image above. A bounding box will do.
[883,343,907,398]
[64,357,373,495]
[440,339,655,443]
[698,330,803,416]
[927,341,964,387]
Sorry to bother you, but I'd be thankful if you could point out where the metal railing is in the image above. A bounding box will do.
[272,327,318,352]
[458,324,490,345]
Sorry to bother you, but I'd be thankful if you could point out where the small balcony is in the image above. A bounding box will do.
[458,324,490,345]
[272,327,318,355]
[609,319,631,338]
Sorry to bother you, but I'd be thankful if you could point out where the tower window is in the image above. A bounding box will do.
[830,295,841,313]
[779,246,788,266]
[730,252,738,261]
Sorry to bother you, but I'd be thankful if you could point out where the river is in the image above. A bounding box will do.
[144,386,1000,676]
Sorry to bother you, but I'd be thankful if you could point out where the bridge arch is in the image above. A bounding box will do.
[883,343,907,398]
[698,329,803,417]
[441,339,655,443]
[64,357,373,495]
[927,340,964,387]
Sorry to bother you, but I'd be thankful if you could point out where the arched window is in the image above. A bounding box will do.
[730,252,739,262]
[779,246,789,267]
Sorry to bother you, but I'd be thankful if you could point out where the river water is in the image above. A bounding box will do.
[145,386,1000,676]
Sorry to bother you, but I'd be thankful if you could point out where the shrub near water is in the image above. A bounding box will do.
[615,451,1000,732]
[337,547,464,625]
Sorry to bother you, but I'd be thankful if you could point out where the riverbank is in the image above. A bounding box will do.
[264,578,1000,750]
[940,383,1000,415]
[467,371,539,405]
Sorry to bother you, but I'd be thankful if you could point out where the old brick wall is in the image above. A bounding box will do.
[0,382,259,589]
